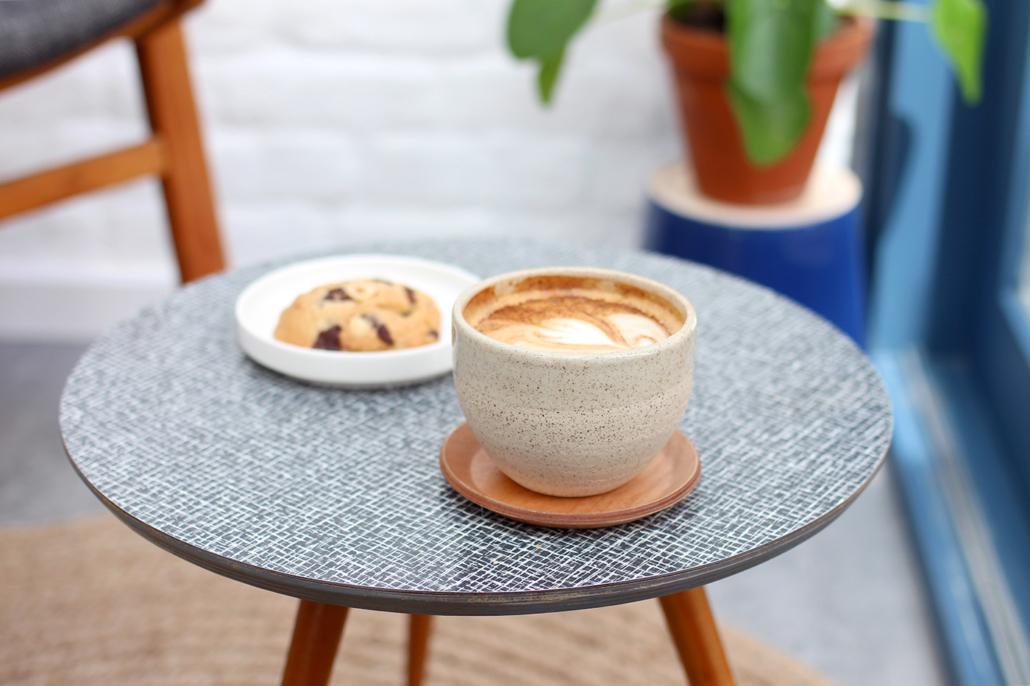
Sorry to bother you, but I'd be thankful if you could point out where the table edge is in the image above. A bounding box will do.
[65,441,888,616]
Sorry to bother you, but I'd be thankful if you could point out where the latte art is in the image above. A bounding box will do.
[468,286,683,354]
[609,313,672,348]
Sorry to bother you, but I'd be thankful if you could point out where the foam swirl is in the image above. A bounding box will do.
[472,294,674,353]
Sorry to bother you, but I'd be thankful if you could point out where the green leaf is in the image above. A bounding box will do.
[931,0,987,104]
[507,0,598,60]
[537,50,565,103]
[725,0,825,164]
[728,82,811,165]
[726,0,824,100]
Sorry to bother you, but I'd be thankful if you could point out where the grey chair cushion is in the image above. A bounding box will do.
[0,0,168,79]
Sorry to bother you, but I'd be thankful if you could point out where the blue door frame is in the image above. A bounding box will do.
[867,0,1030,684]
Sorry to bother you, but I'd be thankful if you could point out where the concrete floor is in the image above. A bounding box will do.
[0,340,950,686]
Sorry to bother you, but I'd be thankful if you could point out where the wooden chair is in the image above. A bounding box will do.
[1,6,440,682]
[0,0,224,283]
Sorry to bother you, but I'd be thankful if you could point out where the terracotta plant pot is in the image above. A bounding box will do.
[661,15,874,205]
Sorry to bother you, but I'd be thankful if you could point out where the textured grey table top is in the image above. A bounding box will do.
[60,239,892,615]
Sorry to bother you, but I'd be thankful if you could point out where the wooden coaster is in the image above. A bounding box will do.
[440,423,701,529]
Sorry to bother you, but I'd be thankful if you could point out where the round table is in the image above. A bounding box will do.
[60,239,892,686]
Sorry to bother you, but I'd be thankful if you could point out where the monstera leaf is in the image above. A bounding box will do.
[505,0,987,164]
[507,0,598,102]
[931,0,987,104]
[725,0,836,165]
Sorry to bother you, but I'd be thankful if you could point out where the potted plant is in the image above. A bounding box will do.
[506,0,986,205]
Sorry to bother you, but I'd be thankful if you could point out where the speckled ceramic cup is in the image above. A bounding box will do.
[452,267,697,497]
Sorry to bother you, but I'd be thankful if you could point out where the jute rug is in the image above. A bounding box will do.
[0,515,834,686]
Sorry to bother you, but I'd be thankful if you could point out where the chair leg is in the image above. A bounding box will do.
[281,599,349,686]
[658,587,736,686]
[407,614,434,686]
[135,18,224,284]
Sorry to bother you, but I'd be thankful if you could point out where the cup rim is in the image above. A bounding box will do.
[452,266,697,362]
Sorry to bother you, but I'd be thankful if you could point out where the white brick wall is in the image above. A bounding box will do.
[0,0,855,340]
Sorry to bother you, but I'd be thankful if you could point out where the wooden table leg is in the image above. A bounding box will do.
[281,599,349,686]
[658,587,736,686]
[407,614,434,686]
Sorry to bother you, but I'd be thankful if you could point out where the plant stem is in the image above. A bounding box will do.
[592,0,929,29]
[591,0,668,26]
[833,0,929,22]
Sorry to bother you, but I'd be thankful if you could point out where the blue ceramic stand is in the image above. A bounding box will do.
[645,162,866,346]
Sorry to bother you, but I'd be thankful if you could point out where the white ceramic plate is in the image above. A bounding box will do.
[235,255,480,388]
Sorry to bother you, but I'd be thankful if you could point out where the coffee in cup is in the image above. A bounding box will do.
[452,268,697,497]
[464,275,683,354]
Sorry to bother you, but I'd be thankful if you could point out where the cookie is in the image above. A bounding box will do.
[274,279,441,352]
